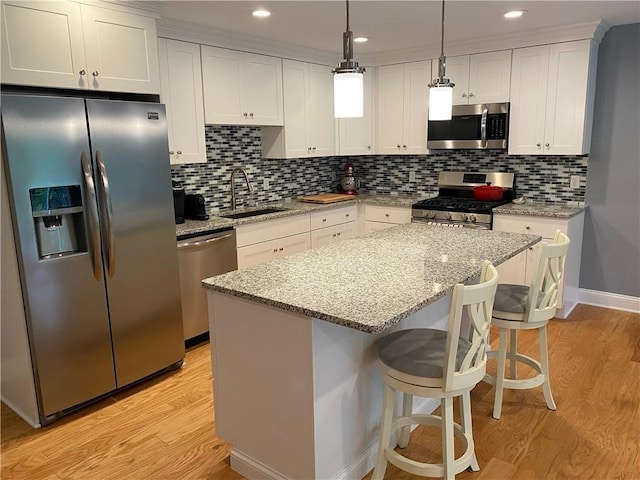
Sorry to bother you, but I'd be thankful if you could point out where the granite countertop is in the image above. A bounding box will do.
[493,202,586,218]
[203,223,540,334]
[176,194,424,237]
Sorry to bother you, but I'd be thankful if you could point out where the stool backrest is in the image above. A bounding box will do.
[444,260,498,392]
[525,230,570,323]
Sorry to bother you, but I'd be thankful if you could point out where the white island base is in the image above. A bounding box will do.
[208,291,453,480]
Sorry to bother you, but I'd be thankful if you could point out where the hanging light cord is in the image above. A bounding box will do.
[438,0,445,79]
[334,0,364,74]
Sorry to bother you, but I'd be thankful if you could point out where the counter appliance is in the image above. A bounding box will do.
[412,171,515,229]
[1,94,184,426]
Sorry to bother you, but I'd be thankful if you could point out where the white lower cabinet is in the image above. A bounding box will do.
[362,205,412,234]
[310,206,357,248]
[235,214,311,269]
[493,212,584,318]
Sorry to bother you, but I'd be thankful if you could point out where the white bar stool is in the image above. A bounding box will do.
[372,261,499,480]
[483,230,570,419]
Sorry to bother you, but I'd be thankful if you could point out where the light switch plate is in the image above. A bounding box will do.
[409,171,416,182]
[570,175,580,188]
[263,178,270,190]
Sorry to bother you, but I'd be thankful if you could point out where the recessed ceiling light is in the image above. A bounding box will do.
[252,9,271,18]
[504,10,526,19]
[354,37,368,43]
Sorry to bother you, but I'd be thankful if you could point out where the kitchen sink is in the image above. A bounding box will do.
[219,207,289,219]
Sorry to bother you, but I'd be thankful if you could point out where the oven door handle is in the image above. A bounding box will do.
[480,105,488,148]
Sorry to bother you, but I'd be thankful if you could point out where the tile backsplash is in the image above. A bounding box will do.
[170,126,588,211]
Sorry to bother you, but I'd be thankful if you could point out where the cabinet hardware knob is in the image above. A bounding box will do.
[273,248,278,253]
[469,93,474,97]
[403,145,407,149]
[332,234,336,237]
[177,151,182,155]
[461,93,467,98]
[312,147,316,152]
[92,71,99,77]
[279,247,283,251]
[385,213,390,217]
[308,147,312,152]
[545,143,550,148]
[249,112,254,117]
[367,145,371,150]
[79,69,86,75]
[525,226,531,230]
[397,144,401,149]
[243,112,248,117]
[169,151,174,155]
[345,213,349,217]
[322,218,327,222]
[336,232,341,236]
[536,143,541,148]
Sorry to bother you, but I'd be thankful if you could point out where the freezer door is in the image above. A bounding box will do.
[86,100,184,387]
[1,94,116,417]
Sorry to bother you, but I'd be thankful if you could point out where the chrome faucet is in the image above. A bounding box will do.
[230,167,254,210]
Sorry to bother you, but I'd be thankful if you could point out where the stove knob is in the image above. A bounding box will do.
[468,214,477,223]
[462,214,469,222]
[446,213,452,220]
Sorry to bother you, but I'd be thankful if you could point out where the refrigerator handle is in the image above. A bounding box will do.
[81,151,102,281]
[96,151,116,278]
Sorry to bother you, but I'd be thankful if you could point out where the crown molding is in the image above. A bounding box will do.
[80,0,162,18]
[157,17,609,67]
[373,20,610,66]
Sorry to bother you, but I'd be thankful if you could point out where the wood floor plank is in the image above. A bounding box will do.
[2,304,639,480]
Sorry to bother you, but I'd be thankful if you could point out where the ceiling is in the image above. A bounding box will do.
[156,1,640,57]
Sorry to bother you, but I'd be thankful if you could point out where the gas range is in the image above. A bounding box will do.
[412,172,515,229]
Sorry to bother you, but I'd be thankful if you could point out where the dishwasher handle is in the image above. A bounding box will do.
[177,232,234,250]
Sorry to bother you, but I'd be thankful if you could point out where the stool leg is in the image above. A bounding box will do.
[460,391,479,471]
[397,393,413,448]
[441,397,455,480]
[538,325,556,411]
[492,328,508,419]
[509,329,518,380]
[372,382,395,480]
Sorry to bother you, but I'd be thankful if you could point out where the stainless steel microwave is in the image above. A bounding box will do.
[427,102,509,149]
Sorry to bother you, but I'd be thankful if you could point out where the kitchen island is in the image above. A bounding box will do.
[203,224,540,480]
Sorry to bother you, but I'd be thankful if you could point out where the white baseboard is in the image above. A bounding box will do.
[229,397,440,480]
[578,288,640,313]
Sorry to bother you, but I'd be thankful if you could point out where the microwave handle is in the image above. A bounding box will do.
[480,105,488,148]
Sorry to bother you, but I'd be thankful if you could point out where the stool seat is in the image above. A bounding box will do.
[372,261,499,480]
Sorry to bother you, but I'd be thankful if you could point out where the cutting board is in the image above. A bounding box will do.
[297,193,356,204]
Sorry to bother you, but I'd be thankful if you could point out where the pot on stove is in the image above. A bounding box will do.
[473,183,506,201]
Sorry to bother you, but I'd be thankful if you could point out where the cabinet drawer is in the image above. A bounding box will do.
[237,232,310,269]
[310,206,357,230]
[235,214,310,247]
[364,205,411,224]
[493,214,567,239]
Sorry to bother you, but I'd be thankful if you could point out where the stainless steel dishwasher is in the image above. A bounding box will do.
[177,227,237,342]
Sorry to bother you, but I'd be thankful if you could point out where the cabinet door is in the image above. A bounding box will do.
[81,4,159,94]
[544,40,592,155]
[308,63,335,157]
[311,227,335,249]
[403,61,430,154]
[245,53,284,126]
[334,222,357,243]
[469,50,511,103]
[282,60,311,158]
[237,240,278,269]
[1,1,86,89]
[159,39,206,165]
[338,69,374,155]
[201,46,245,124]
[508,45,550,155]
[443,55,470,105]
[376,64,405,155]
[496,250,528,285]
[277,233,311,259]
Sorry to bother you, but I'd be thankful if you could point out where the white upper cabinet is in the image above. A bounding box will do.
[440,50,512,105]
[376,61,430,155]
[262,60,335,158]
[158,38,206,165]
[337,67,374,156]
[1,1,159,94]
[508,40,597,155]
[201,46,283,126]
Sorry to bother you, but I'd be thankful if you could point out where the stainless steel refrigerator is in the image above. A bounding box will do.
[1,93,184,425]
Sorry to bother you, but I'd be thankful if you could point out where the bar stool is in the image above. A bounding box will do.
[483,230,570,419]
[372,261,499,480]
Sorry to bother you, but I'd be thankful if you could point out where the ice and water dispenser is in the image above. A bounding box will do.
[29,185,87,259]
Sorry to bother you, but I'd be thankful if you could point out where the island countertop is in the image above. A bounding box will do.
[203,223,540,334]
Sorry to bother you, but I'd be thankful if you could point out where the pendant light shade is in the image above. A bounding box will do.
[333,0,365,118]
[428,0,455,121]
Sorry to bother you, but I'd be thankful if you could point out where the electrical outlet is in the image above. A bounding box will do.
[409,171,416,182]
[570,175,580,189]
[263,178,270,190]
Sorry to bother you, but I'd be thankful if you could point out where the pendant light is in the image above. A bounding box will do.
[333,0,365,118]
[428,0,455,121]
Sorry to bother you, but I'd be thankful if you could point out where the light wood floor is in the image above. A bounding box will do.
[2,304,638,480]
